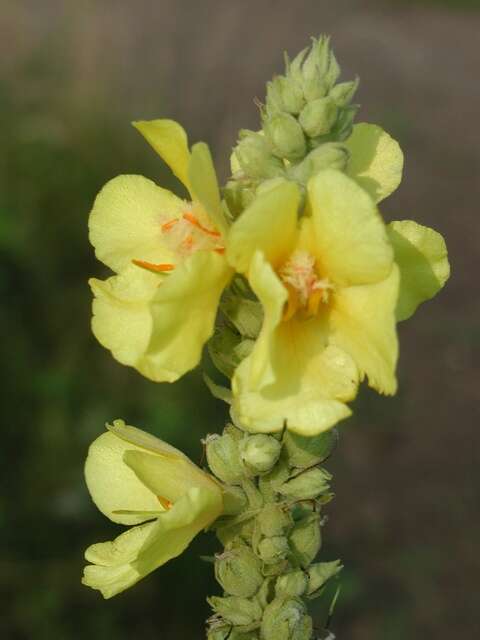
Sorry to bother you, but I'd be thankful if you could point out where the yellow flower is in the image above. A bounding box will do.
[89,120,233,382]
[82,420,223,598]
[227,170,400,436]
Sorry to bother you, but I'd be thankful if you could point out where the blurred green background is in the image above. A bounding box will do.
[1,0,479,638]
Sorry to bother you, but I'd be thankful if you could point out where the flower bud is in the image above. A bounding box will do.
[299,96,338,138]
[307,560,342,598]
[240,434,282,475]
[208,595,263,627]
[329,78,359,107]
[215,545,264,597]
[257,504,292,537]
[289,514,321,569]
[261,597,313,640]
[288,144,349,184]
[222,486,248,516]
[283,430,337,469]
[263,113,306,162]
[257,535,289,564]
[279,467,331,500]
[206,432,245,484]
[235,133,284,180]
[208,628,258,640]
[266,75,305,116]
[221,293,263,339]
[259,458,290,501]
[275,570,307,597]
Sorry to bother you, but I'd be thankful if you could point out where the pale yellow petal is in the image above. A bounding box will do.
[388,220,450,321]
[89,264,159,371]
[123,448,221,504]
[308,169,393,286]
[231,252,358,435]
[107,419,188,459]
[330,265,400,395]
[85,432,163,525]
[83,487,222,598]
[345,123,404,203]
[132,119,191,190]
[89,174,182,273]
[226,181,300,273]
[140,251,233,382]
[189,142,228,236]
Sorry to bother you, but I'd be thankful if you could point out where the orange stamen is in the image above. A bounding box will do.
[214,247,225,254]
[183,212,220,237]
[132,259,175,273]
[161,218,179,232]
[157,496,173,510]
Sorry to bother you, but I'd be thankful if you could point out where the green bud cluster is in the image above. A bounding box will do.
[225,35,359,216]
[205,425,342,640]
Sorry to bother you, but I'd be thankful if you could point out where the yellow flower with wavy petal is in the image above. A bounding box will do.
[89,120,233,382]
[82,420,223,598]
[227,160,449,436]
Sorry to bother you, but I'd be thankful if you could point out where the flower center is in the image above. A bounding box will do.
[132,205,224,274]
[278,250,333,320]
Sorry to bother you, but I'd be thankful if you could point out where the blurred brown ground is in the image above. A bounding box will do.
[1,1,479,638]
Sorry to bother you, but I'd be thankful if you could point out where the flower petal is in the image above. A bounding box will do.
[132,119,191,190]
[89,174,182,273]
[226,181,300,273]
[85,432,164,525]
[344,123,404,203]
[123,448,221,504]
[388,220,450,321]
[89,264,159,371]
[188,142,228,236]
[231,251,358,435]
[107,419,188,458]
[330,265,400,395]
[308,169,393,286]
[83,487,222,598]
[141,251,233,382]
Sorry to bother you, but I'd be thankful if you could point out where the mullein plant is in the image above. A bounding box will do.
[83,36,450,638]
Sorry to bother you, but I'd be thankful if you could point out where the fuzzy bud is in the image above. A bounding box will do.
[208,595,262,628]
[288,143,349,183]
[329,78,359,107]
[261,597,313,640]
[263,113,306,162]
[289,514,321,569]
[206,433,245,484]
[299,96,338,138]
[257,504,292,537]
[275,570,307,598]
[283,430,337,469]
[279,468,331,500]
[222,486,248,516]
[240,434,282,475]
[257,535,290,564]
[266,76,305,116]
[215,545,264,597]
[208,629,258,640]
[235,133,284,180]
[307,560,342,597]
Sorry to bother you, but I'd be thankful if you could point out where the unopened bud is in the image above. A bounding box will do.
[263,113,306,162]
[241,434,282,474]
[257,535,290,564]
[276,570,307,597]
[257,504,292,537]
[283,430,337,469]
[299,96,338,138]
[222,486,248,516]
[307,560,342,597]
[206,433,245,484]
[329,78,359,107]
[215,545,264,597]
[266,76,305,116]
[208,595,262,627]
[279,467,331,500]
[261,597,313,640]
[288,144,348,183]
[235,133,284,180]
[289,514,321,569]
[208,628,258,640]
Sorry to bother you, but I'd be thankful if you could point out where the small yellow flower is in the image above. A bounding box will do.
[82,420,223,598]
[89,119,233,382]
[226,161,448,436]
